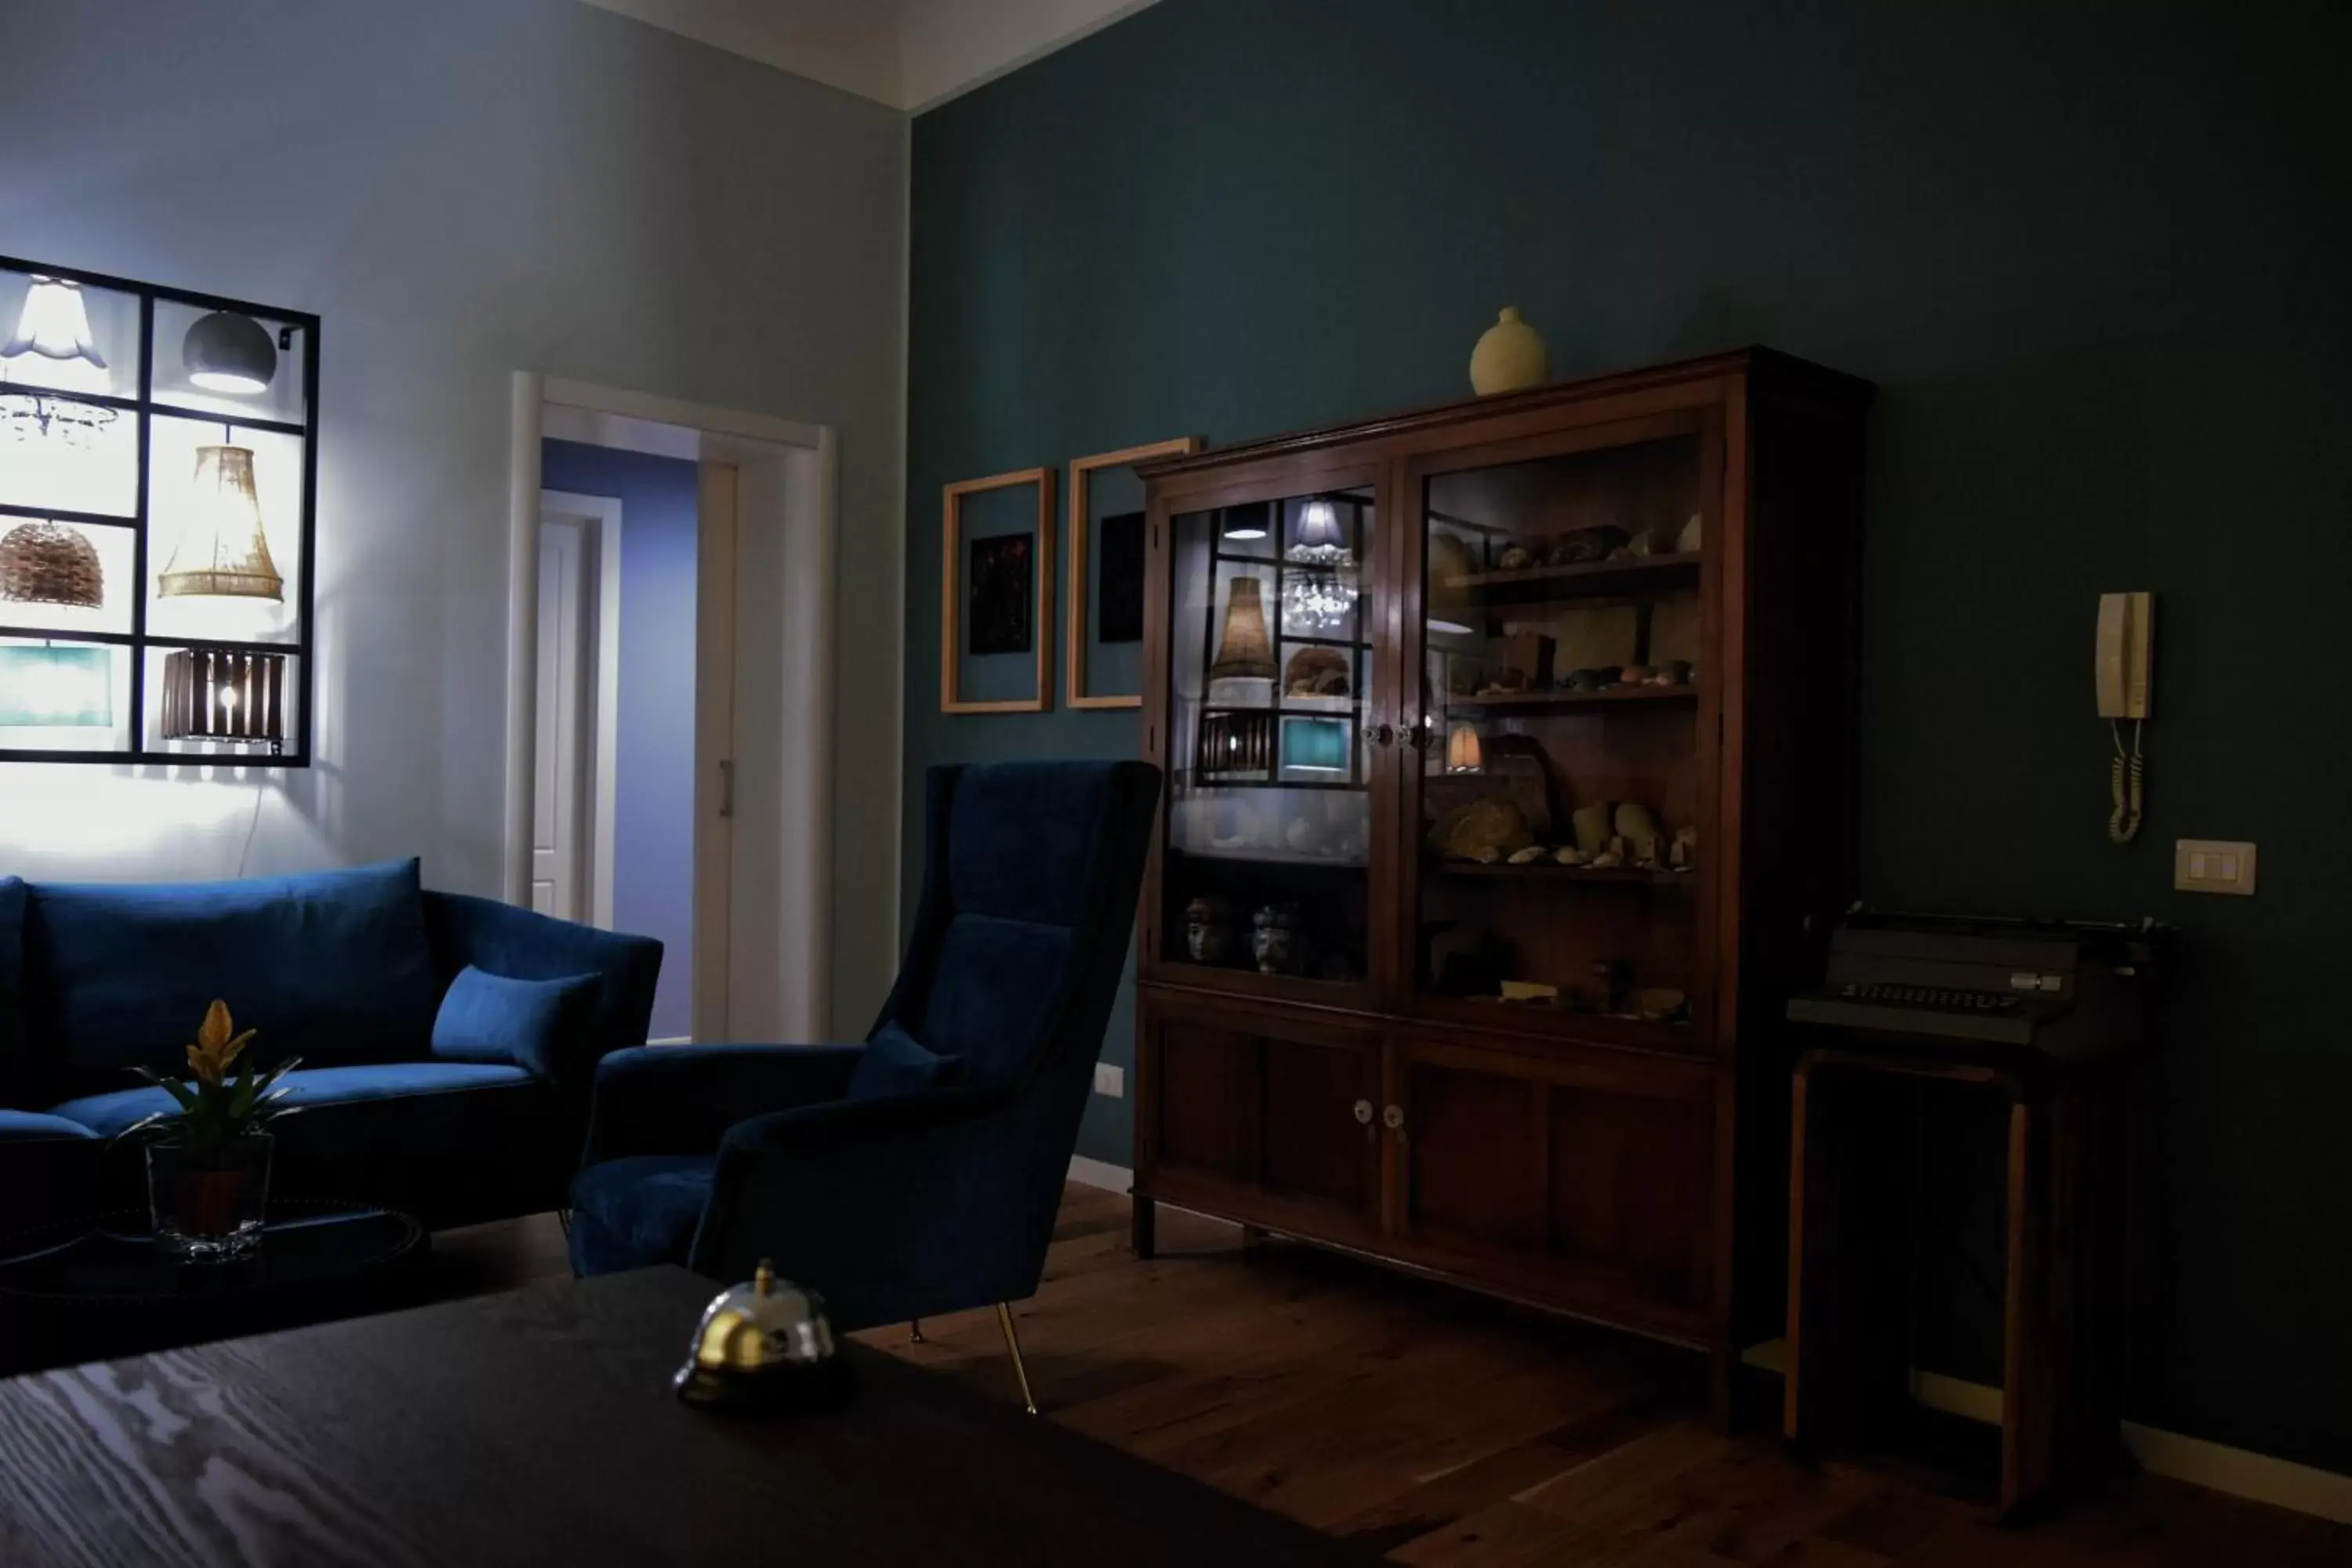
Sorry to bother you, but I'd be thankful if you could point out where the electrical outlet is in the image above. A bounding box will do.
[1092,1062,1125,1098]
[2176,839,2257,896]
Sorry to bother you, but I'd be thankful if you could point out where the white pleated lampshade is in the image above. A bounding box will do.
[158,445,284,601]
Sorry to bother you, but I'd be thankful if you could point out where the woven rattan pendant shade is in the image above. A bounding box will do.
[0,520,104,608]
[158,445,283,600]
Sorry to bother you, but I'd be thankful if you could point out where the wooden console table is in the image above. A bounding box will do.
[1784,1043,2129,1517]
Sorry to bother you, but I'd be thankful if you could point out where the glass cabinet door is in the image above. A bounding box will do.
[1159,484,1380,993]
[1408,421,1715,1047]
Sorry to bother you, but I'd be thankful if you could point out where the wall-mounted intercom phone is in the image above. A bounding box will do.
[2095,592,2152,843]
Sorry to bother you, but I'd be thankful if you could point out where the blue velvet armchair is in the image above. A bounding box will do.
[567,760,1160,1404]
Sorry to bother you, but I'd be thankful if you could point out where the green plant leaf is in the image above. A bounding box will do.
[143,1074,200,1115]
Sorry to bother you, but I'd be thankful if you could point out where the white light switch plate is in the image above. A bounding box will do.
[1093,1062,1125,1098]
[2176,839,2257,895]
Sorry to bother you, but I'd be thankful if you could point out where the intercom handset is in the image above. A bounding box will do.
[2095,593,2152,843]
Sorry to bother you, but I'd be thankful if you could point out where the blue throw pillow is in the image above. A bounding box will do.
[23,858,439,1098]
[432,966,597,1080]
[848,1022,965,1101]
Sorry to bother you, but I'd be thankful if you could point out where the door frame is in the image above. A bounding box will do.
[506,373,840,1044]
[539,490,624,929]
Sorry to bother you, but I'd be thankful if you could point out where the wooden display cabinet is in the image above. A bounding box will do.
[1131,350,1871,1417]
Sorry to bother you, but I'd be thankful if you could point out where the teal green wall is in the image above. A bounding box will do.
[905,0,2352,1470]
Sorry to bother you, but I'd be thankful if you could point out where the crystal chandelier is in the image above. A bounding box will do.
[1,391,117,449]
[1283,498,1357,633]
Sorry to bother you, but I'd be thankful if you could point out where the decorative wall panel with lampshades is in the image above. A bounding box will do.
[0,256,317,764]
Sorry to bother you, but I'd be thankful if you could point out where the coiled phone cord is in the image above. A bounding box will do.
[2108,719,2144,844]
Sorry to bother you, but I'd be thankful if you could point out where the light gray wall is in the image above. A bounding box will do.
[0,0,907,1034]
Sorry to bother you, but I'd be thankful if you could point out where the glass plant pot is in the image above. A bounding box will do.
[147,1133,272,1260]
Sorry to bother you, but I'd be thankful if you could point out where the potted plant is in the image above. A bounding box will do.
[125,1001,301,1260]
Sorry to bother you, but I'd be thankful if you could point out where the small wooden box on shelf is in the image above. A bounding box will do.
[1129,348,1871,1425]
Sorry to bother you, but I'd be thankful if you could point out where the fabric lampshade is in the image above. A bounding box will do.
[1207,575,1276,680]
[159,445,285,601]
[1295,499,1346,554]
[3,278,107,370]
[0,644,112,727]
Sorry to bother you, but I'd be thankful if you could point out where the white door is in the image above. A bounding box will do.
[532,516,590,919]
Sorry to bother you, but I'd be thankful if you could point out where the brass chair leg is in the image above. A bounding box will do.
[995,1302,1038,1416]
[909,1318,926,1345]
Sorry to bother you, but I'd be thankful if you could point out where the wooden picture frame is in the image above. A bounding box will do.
[942,466,1056,713]
[1065,438,1202,710]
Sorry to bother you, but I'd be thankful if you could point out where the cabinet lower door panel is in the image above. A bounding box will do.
[1403,1063,1537,1250]
[1399,1040,1719,1328]
[1142,1000,1381,1233]
[1152,1023,1255,1184]
[1546,1083,1714,1313]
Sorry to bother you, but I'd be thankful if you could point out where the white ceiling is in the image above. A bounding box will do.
[574,0,1157,112]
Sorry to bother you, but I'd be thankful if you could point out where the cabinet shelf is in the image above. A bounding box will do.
[1172,843,1366,869]
[1428,858,1693,887]
[1445,550,1700,603]
[1446,685,1697,713]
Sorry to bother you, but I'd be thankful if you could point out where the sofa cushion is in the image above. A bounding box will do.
[22,859,439,1099]
[849,1022,966,1101]
[57,1062,568,1229]
[51,1061,535,1140]
[568,1154,715,1275]
[0,1108,96,1143]
[0,875,26,1108]
[0,1107,101,1239]
[431,966,597,1078]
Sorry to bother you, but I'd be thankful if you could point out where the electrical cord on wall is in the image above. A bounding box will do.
[235,783,267,877]
[2108,719,2144,844]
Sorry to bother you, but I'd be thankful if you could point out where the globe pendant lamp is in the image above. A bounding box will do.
[0,519,104,609]
[2,278,107,372]
[159,445,284,601]
[183,311,278,395]
[1207,575,1276,681]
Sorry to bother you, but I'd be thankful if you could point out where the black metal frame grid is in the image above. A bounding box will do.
[0,254,318,767]
[1194,492,1370,791]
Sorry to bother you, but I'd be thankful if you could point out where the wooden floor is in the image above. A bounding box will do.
[444,1186,2351,1566]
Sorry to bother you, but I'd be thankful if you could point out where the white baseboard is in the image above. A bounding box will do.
[1066,1155,1132,1192]
[646,1036,693,1046]
[1740,1339,2352,1524]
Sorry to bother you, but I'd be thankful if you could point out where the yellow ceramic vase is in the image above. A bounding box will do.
[1468,307,1549,394]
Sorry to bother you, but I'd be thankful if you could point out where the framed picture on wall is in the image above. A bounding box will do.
[967,534,1034,655]
[1065,437,1201,709]
[1096,513,1145,644]
[941,466,1054,713]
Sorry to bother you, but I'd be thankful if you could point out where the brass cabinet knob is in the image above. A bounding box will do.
[1359,722,1395,748]
[1352,1098,1374,1124]
[1381,1103,1406,1131]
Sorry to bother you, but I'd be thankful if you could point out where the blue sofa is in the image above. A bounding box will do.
[0,859,660,1232]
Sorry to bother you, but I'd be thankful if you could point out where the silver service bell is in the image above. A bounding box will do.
[673,1258,851,1410]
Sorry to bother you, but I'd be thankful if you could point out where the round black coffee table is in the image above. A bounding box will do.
[0,1198,429,1374]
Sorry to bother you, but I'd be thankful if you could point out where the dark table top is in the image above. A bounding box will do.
[0,1265,1374,1567]
[0,1200,424,1306]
